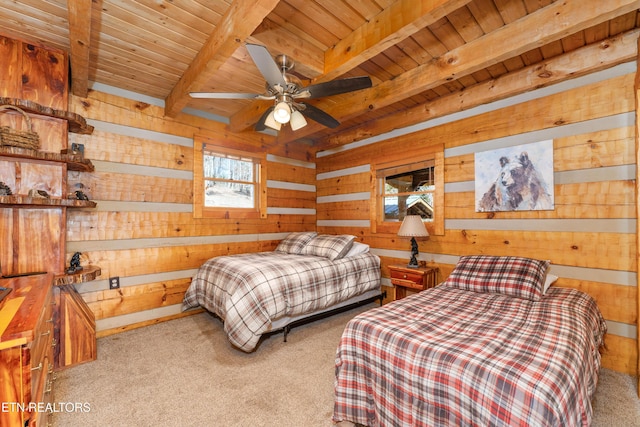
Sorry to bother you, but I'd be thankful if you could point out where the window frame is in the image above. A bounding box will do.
[370,144,444,236]
[193,136,267,219]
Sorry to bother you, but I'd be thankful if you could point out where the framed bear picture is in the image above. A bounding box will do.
[475,140,554,212]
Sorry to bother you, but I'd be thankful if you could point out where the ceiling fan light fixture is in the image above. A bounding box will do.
[273,101,291,124]
[264,110,281,130]
[290,109,307,130]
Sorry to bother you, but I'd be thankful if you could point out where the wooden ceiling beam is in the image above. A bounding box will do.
[228,0,471,132]
[164,0,281,118]
[67,0,93,97]
[317,28,640,150]
[278,0,639,144]
[322,0,472,83]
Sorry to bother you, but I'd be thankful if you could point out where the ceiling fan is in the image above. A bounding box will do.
[189,44,372,132]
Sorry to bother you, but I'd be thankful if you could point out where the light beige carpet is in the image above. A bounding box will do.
[54,305,640,426]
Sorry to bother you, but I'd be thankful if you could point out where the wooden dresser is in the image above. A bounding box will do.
[0,273,56,427]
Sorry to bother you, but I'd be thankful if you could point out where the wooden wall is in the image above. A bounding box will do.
[8,34,630,377]
[315,64,638,375]
[65,90,317,336]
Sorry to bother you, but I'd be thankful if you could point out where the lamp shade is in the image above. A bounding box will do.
[264,110,281,130]
[273,101,291,124]
[397,215,429,237]
[289,109,307,130]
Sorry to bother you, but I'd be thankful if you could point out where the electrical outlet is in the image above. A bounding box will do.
[109,276,120,289]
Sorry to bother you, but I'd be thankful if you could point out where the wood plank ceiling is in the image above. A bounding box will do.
[1,0,638,151]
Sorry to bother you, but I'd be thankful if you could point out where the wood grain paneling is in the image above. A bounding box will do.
[67,212,314,241]
[20,41,67,109]
[266,161,316,184]
[601,334,637,375]
[82,278,192,320]
[69,130,194,172]
[317,200,370,221]
[446,181,635,220]
[445,127,636,184]
[81,241,279,279]
[316,172,371,196]
[317,73,635,176]
[268,188,316,209]
[68,171,192,204]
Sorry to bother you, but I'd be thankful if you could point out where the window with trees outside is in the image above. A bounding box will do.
[371,145,444,235]
[193,138,266,219]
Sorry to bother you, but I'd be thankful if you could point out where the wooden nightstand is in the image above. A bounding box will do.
[389,265,438,300]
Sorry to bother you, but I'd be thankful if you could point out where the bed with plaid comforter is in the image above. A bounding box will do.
[182,251,380,352]
[333,286,607,427]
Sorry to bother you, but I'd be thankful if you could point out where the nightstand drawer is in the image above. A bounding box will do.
[390,270,425,286]
[389,265,438,301]
[391,278,425,290]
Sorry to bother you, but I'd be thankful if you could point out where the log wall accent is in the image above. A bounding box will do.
[316,65,638,376]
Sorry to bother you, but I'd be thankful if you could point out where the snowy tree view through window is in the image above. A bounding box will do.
[203,151,257,208]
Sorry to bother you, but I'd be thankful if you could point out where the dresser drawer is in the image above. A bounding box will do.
[29,356,55,427]
[31,290,54,363]
[30,286,54,397]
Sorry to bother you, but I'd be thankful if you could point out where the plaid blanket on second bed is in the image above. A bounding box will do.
[333,286,607,427]
[182,251,380,351]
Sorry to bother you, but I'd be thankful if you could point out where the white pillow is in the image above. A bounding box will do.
[543,273,559,294]
[343,242,370,258]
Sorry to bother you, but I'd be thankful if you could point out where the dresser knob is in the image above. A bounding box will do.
[31,362,43,371]
[41,330,51,337]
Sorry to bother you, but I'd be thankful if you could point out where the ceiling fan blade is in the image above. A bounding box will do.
[255,106,275,131]
[189,92,259,99]
[299,103,340,128]
[245,44,287,90]
[301,76,372,99]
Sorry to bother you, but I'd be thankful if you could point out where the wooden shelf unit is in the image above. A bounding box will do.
[0,145,94,171]
[0,194,96,208]
[54,265,101,286]
[0,96,93,135]
[0,152,95,276]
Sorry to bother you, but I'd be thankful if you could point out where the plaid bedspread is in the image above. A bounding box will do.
[182,251,380,352]
[333,286,607,427]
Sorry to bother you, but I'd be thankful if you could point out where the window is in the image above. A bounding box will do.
[380,161,435,221]
[193,136,266,219]
[371,145,444,235]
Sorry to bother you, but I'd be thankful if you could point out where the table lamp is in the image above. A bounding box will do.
[397,215,429,268]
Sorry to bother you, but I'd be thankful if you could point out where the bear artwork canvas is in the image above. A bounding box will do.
[475,140,554,212]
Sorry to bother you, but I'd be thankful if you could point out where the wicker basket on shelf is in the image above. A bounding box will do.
[0,105,40,150]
